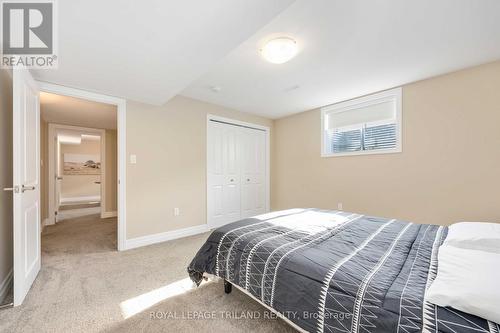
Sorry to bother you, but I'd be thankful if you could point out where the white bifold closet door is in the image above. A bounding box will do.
[207,120,267,228]
[239,127,266,219]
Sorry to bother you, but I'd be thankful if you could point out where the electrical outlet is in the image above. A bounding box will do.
[337,203,343,211]
[174,208,180,216]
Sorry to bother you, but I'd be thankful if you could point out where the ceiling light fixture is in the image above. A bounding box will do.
[260,37,298,64]
[58,134,81,145]
[81,134,101,141]
[209,85,221,93]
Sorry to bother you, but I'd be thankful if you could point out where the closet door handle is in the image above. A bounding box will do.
[230,179,234,182]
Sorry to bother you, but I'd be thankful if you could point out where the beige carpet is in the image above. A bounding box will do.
[0,214,295,332]
[57,203,102,221]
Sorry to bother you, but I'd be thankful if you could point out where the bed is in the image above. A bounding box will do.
[188,208,500,333]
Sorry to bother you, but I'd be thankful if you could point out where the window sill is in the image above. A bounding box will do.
[321,147,402,158]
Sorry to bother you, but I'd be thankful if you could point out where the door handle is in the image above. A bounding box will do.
[21,185,36,192]
[56,176,63,180]
[230,179,234,182]
[3,186,19,193]
[94,181,101,184]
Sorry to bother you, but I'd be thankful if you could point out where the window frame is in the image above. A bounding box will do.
[321,87,402,157]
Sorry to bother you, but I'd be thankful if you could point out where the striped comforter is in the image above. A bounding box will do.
[188,209,500,333]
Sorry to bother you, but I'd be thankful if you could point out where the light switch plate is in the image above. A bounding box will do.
[130,154,137,164]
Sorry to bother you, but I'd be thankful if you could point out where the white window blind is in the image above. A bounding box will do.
[321,88,402,157]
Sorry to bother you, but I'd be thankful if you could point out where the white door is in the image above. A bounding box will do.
[240,127,266,218]
[207,119,268,228]
[12,68,41,306]
[207,121,241,228]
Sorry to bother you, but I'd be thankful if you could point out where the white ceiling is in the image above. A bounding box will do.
[182,0,500,118]
[32,0,294,105]
[41,92,117,129]
[32,0,500,119]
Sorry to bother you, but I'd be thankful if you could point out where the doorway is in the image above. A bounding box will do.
[38,82,127,252]
[40,94,117,233]
[47,125,108,223]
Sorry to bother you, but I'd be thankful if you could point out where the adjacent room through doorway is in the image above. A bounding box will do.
[40,92,118,249]
[56,128,102,221]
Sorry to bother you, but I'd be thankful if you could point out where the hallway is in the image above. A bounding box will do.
[43,213,116,254]
[57,202,102,222]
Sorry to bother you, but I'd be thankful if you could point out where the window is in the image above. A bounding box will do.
[321,88,402,157]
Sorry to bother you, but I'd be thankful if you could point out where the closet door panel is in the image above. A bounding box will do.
[208,122,241,227]
[212,186,224,217]
[254,131,266,211]
[207,123,224,222]
[223,125,241,221]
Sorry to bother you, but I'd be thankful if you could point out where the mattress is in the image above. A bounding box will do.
[188,208,500,333]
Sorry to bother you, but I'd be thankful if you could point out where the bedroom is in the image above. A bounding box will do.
[0,0,499,332]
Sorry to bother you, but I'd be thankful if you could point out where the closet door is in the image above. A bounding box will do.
[240,127,266,219]
[207,121,241,228]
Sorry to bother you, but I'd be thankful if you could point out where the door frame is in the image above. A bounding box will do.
[37,82,127,251]
[47,123,106,222]
[206,114,270,229]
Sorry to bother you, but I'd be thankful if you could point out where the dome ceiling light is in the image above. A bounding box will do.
[260,37,298,64]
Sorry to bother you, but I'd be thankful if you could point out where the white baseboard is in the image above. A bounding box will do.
[60,196,101,204]
[101,211,117,219]
[125,224,210,250]
[41,218,50,232]
[0,269,13,304]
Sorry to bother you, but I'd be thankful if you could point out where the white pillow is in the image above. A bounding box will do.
[444,222,500,253]
[426,245,500,324]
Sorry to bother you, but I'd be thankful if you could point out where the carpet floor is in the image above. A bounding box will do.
[0,214,295,332]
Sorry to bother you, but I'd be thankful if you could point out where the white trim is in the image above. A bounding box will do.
[207,114,270,132]
[42,218,52,226]
[37,82,125,106]
[206,114,271,229]
[320,87,402,158]
[38,81,127,251]
[0,270,13,304]
[59,195,101,204]
[265,128,270,214]
[101,211,117,219]
[100,128,107,214]
[125,224,210,250]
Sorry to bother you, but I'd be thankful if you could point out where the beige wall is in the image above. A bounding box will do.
[272,61,500,226]
[0,68,13,297]
[126,95,273,239]
[104,129,117,212]
[60,139,101,201]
